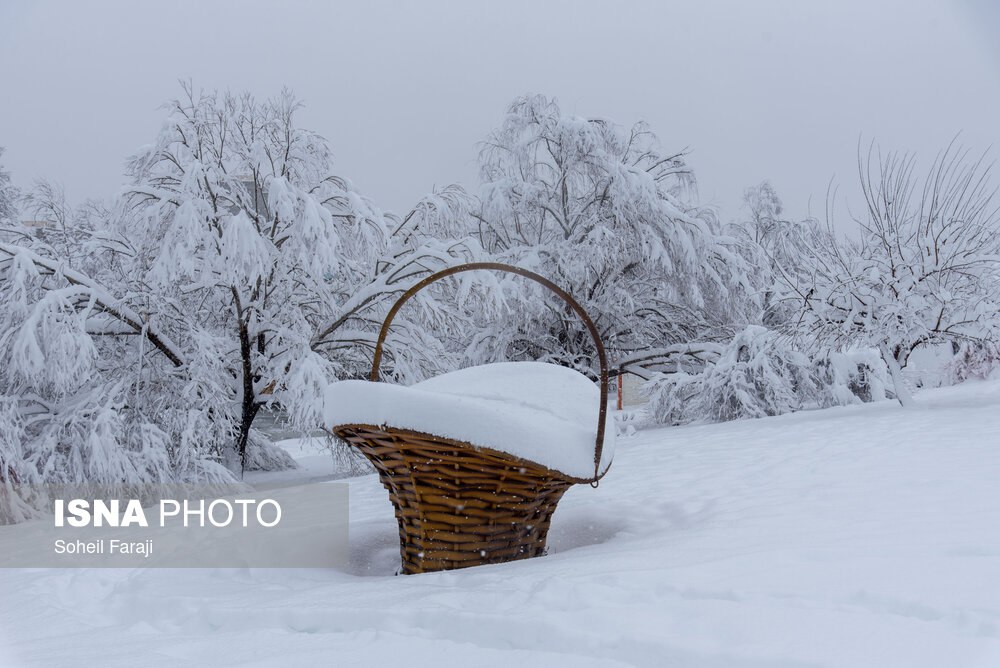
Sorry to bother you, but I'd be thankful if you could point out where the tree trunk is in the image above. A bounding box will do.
[880,342,915,408]
[237,317,260,474]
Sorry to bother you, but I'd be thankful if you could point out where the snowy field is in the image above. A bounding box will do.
[1,380,999,667]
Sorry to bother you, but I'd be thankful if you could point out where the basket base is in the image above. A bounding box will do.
[335,425,574,574]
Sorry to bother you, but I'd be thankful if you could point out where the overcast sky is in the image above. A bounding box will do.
[1,0,998,223]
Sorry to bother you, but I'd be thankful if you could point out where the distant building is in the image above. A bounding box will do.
[616,372,648,408]
[20,219,50,232]
[229,179,269,217]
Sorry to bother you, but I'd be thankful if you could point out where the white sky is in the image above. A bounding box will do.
[1,0,998,223]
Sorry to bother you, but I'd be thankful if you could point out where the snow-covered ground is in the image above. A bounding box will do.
[2,380,1000,667]
[245,436,352,486]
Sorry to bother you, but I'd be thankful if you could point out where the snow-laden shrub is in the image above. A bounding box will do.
[811,349,891,406]
[243,431,297,472]
[644,326,817,424]
[643,327,891,425]
[0,396,39,524]
[944,341,1000,384]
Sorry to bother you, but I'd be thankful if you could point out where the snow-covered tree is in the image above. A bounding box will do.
[0,241,214,522]
[780,142,1000,406]
[469,94,753,375]
[118,85,478,466]
[0,147,19,227]
[0,86,475,521]
[116,87,381,468]
[730,181,818,328]
[13,179,109,272]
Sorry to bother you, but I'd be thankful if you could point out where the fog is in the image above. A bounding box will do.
[2,0,997,222]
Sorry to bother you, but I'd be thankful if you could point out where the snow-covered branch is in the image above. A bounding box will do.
[0,243,185,367]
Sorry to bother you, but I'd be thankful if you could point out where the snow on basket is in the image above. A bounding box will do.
[326,263,614,574]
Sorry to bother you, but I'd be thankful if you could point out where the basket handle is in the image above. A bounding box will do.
[370,262,609,484]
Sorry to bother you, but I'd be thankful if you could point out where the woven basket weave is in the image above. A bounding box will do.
[332,263,610,574]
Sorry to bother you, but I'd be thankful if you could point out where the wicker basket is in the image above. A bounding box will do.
[332,263,610,574]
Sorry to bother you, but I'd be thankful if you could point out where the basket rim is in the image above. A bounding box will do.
[367,262,610,483]
[332,423,608,485]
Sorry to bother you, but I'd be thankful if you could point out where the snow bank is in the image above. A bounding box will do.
[3,381,1000,667]
[325,362,614,479]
